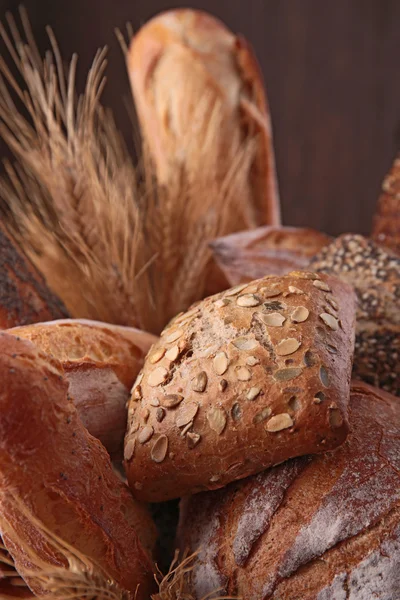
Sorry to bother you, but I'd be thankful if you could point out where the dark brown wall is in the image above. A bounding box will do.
[1,0,399,235]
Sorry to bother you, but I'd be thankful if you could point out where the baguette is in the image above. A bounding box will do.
[0,227,68,329]
[309,234,400,395]
[0,333,155,599]
[125,271,356,502]
[8,319,157,459]
[127,8,280,227]
[178,382,400,599]
[210,226,332,286]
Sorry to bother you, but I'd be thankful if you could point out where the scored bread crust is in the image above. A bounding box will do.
[7,319,157,459]
[0,333,155,599]
[125,271,356,502]
[178,382,400,599]
[0,227,68,329]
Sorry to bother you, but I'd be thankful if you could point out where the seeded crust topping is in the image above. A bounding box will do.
[124,272,355,500]
[310,234,400,395]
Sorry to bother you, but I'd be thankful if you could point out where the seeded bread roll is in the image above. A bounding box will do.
[178,383,400,599]
[0,227,68,329]
[309,234,400,395]
[210,226,332,286]
[372,154,400,255]
[0,333,155,599]
[7,319,157,459]
[124,271,356,502]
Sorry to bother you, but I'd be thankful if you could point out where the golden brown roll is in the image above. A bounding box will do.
[125,271,356,502]
[7,319,157,459]
[0,333,156,599]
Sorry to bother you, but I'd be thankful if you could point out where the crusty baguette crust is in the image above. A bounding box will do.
[210,226,332,285]
[127,8,280,227]
[0,227,68,329]
[178,382,400,599]
[125,271,356,502]
[372,154,400,255]
[7,319,157,459]
[310,234,400,395]
[0,333,155,599]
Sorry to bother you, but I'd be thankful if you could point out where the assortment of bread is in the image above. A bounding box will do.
[0,7,398,600]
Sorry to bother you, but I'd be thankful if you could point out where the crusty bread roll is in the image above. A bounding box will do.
[125,271,356,502]
[7,319,157,459]
[178,382,400,599]
[210,226,332,286]
[309,234,400,395]
[372,154,400,255]
[0,227,68,329]
[127,8,280,227]
[0,333,155,599]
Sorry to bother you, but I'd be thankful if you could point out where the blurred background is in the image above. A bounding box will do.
[0,0,399,236]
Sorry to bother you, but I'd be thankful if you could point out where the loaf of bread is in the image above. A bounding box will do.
[0,227,68,329]
[125,271,356,502]
[0,333,156,599]
[178,382,400,599]
[372,153,400,255]
[8,319,157,459]
[309,234,400,395]
[210,226,332,286]
[127,8,280,227]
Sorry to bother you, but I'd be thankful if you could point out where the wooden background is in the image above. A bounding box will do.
[1,0,399,235]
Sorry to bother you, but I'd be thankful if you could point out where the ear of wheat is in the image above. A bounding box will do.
[0,10,265,334]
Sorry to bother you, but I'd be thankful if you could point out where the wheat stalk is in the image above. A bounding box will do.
[0,8,155,330]
[0,10,260,335]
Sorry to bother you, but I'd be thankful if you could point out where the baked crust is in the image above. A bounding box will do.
[310,234,400,395]
[0,227,68,329]
[210,226,332,285]
[0,333,155,599]
[125,271,356,502]
[7,319,157,459]
[178,382,400,599]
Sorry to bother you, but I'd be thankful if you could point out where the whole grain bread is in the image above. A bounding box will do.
[7,319,157,459]
[372,154,400,255]
[125,271,356,502]
[0,227,68,329]
[178,382,400,600]
[210,226,332,286]
[0,333,156,599]
[309,234,400,395]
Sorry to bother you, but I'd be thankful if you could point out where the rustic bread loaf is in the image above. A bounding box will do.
[127,8,280,227]
[210,226,332,286]
[309,234,400,395]
[125,271,356,502]
[0,333,156,599]
[0,227,68,329]
[7,319,157,459]
[372,154,400,255]
[178,383,400,600]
